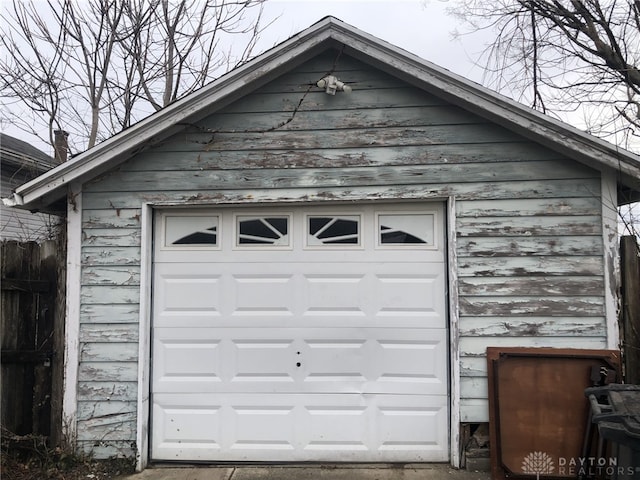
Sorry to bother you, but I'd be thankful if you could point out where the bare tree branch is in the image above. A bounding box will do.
[0,0,267,152]
[450,0,640,149]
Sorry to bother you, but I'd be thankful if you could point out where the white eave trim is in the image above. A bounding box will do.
[11,16,640,210]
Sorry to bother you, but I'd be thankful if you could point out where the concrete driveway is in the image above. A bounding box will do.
[118,464,491,480]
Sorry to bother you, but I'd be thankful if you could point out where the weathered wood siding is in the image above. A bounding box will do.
[78,50,606,455]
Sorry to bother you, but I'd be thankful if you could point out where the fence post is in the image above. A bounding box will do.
[34,240,57,438]
[621,235,640,384]
[50,231,66,446]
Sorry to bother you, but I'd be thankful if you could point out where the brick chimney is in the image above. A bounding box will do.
[54,130,69,163]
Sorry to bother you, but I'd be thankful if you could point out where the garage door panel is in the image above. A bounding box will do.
[152,400,222,460]
[232,274,297,316]
[378,405,447,451]
[151,204,449,462]
[152,393,448,462]
[155,271,221,312]
[153,328,447,395]
[374,273,445,324]
[231,405,297,453]
[154,263,446,328]
[230,338,297,385]
[303,404,369,453]
[154,271,445,329]
[302,329,447,395]
[153,265,222,327]
[303,272,369,316]
[304,394,448,461]
[153,329,223,393]
[302,339,367,388]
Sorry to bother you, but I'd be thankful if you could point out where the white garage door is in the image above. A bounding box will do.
[151,203,449,462]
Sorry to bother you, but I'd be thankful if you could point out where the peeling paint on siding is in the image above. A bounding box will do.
[72,51,608,457]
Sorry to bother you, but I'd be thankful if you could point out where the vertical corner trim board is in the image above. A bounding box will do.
[63,183,82,444]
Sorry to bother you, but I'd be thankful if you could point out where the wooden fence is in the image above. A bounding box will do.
[1,239,66,444]
[621,235,640,384]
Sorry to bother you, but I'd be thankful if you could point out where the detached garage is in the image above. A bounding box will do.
[6,16,640,471]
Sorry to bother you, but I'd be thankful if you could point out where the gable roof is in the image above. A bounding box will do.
[6,16,640,212]
[1,133,56,173]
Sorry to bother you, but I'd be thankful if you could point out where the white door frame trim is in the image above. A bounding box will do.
[447,197,461,468]
[135,197,460,470]
[136,203,153,471]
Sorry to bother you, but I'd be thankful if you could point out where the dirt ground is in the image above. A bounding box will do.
[1,453,134,480]
[1,430,135,480]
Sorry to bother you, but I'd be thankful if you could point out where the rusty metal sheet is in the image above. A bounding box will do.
[487,347,621,480]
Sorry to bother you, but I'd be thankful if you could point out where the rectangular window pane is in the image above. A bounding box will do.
[378,214,434,246]
[165,215,218,246]
[307,215,360,246]
[237,216,290,246]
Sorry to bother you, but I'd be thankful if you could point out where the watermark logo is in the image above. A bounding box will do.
[522,453,639,477]
[522,451,555,479]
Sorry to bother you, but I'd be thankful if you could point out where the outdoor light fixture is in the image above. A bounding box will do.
[317,75,352,95]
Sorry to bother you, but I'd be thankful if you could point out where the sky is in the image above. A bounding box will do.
[2,0,490,156]
[258,0,486,82]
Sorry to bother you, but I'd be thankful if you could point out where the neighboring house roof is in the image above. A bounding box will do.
[1,133,57,173]
[1,133,58,241]
[5,16,640,212]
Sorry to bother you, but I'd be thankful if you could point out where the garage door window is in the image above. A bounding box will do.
[306,215,360,246]
[163,214,219,247]
[236,215,290,246]
[377,213,435,247]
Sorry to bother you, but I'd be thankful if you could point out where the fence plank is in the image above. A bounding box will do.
[1,241,39,435]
